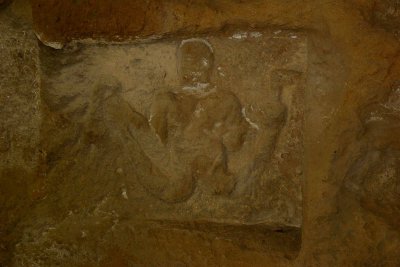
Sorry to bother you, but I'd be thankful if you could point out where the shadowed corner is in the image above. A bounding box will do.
[0,0,12,10]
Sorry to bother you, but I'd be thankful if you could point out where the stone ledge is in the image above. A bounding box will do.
[31,0,313,47]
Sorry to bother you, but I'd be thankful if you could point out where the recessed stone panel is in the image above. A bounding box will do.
[40,29,306,228]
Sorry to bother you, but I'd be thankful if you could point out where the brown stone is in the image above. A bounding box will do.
[32,0,163,44]
[0,0,12,9]
[2,0,400,266]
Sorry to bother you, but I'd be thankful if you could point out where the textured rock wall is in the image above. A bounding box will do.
[1,0,400,266]
[0,2,41,265]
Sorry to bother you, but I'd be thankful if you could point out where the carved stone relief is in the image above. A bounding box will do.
[40,29,307,228]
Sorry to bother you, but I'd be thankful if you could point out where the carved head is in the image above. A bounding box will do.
[177,39,214,90]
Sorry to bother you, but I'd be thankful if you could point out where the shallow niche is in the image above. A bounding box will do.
[41,28,307,256]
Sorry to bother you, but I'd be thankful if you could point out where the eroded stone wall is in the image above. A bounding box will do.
[0,3,41,265]
[1,0,400,267]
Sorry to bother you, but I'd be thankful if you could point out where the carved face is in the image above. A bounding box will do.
[177,39,214,88]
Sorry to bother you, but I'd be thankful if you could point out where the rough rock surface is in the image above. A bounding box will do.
[0,2,40,265]
[1,0,400,266]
